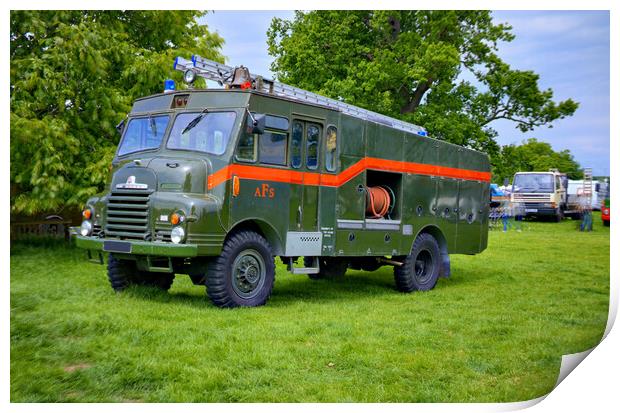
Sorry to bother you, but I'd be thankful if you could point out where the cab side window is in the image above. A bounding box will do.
[259,131,287,166]
[325,125,338,172]
[258,115,289,166]
[291,121,303,169]
[306,123,320,170]
[235,133,256,162]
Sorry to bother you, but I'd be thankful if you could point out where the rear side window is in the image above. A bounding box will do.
[291,121,303,168]
[265,115,289,131]
[306,124,320,170]
[259,131,287,166]
[325,125,338,172]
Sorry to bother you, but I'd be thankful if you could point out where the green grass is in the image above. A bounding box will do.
[11,214,609,402]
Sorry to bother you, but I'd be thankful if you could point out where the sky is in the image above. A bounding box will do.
[203,10,610,176]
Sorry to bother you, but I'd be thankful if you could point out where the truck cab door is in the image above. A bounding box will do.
[289,120,322,232]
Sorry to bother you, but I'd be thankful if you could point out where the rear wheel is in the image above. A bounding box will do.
[394,233,441,292]
[304,257,348,280]
[205,231,275,308]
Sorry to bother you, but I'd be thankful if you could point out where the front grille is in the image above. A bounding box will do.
[513,193,552,203]
[105,189,153,240]
[154,222,172,242]
[92,224,102,237]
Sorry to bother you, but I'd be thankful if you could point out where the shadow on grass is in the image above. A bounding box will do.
[120,269,406,309]
[121,264,492,309]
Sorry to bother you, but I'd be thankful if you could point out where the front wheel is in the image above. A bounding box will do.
[206,231,275,308]
[107,255,175,291]
[394,233,441,292]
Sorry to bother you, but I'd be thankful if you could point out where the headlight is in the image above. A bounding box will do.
[171,226,185,244]
[184,69,196,84]
[80,220,93,236]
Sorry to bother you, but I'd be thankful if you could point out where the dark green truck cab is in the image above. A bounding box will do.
[74,69,491,308]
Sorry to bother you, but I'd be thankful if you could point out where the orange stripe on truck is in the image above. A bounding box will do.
[207,157,491,190]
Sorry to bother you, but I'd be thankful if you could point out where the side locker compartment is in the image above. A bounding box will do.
[457,148,486,254]
[478,153,491,251]
[434,143,459,252]
[404,135,438,248]
[335,115,366,255]
[362,122,404,256]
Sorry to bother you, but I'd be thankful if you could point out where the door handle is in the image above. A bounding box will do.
[296,206,302,229]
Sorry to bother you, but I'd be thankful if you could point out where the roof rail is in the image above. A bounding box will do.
[174,55,428,137]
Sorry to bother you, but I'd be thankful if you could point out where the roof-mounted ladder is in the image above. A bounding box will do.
[174,55,428,137]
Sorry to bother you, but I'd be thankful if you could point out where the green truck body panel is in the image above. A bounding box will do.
[76,89,490,266]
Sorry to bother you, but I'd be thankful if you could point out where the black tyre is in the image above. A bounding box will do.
[138,271,175,291]
[603,220,610,227]
[394,233,441,292]
[107,255,175,291]
[107,254,137,291]
[304,257,348,280]
[349,257,383,272]
[206,231,275,308]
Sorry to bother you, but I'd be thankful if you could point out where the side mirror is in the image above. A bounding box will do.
[116,118,126,135]
[246,113,266,135]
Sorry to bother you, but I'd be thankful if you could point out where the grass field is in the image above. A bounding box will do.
[10,214,610,402]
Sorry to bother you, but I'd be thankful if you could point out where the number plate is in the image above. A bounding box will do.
[525,208,538,213]
[103,240,132,253]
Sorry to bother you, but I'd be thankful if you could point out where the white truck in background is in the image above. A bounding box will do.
[510,170,568,221]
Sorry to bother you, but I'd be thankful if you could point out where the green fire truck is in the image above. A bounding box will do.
[72,55,491,308]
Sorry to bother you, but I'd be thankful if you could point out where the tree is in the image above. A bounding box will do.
[10,11,224,215]
[493,138,583,183]
[267,11,578,155]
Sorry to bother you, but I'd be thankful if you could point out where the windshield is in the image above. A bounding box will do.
[167,112,237,155]
[117,115,170,156]
[513,174,555,193]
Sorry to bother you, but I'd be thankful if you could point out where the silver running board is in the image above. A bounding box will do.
[287,257,320,275]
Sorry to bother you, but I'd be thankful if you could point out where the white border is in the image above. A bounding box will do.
[4,1,617,412]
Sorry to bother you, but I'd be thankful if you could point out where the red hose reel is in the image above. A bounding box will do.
[365,186,394,218]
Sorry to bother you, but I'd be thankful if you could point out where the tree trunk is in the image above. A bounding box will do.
[401,79,432,114]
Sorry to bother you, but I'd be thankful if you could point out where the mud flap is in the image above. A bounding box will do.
[440,251,451,278]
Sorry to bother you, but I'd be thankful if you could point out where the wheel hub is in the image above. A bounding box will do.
[232,250,265,298]
[414,249,433,283]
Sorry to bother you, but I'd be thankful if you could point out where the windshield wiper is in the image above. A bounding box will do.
[182,108,209,135]
[148,113,157,137]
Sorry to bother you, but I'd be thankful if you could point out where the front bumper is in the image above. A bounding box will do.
[73,234,198,257]
[516,203,558,216]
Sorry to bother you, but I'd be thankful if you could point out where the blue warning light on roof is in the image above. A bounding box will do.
[164,79,176,93]
[417,130,428,137]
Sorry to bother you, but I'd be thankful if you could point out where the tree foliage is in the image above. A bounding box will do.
[267,11,578,154]
[10,11,224,214]
[493,138,583,183]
